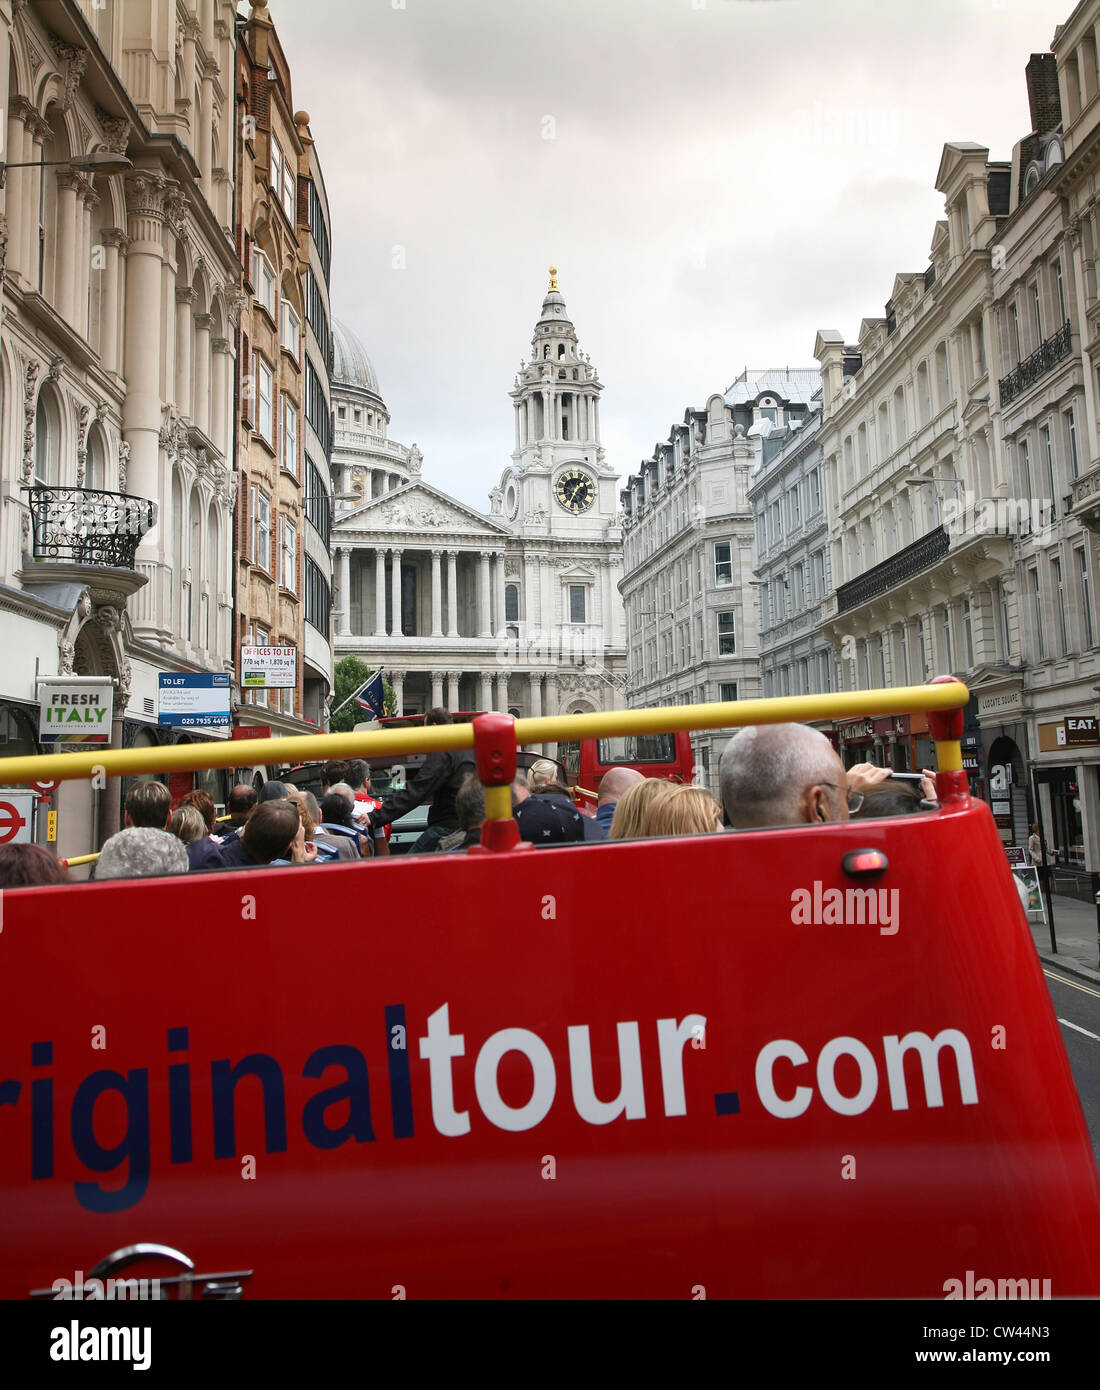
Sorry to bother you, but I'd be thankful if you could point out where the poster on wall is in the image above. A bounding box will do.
[37,677,114,745]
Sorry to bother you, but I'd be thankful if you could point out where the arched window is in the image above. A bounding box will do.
[34,389,61,486]
[542,345,549,359]
[557,344,565,359]
[86,425,106,491]
[189,493,201,645]
[505,584,519,622]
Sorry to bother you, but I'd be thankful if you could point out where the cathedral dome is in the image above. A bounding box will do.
[333,319,383,400]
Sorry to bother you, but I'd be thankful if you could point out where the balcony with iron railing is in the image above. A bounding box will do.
[998,319,1072,406]
[836,525,949,614]
[24,486,157,570]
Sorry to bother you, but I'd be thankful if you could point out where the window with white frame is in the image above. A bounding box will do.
[808,468,821,514]
[1052,555,1067,655]
[568,584,586,623]
[280,301,300,359]
[255,353,274,445]
[252,489,271,570]
[271,138,295,223]
[1029,567,1044,660]
[1064,405,1079,479]
[1055,258,1067,326]
[716,610,736,656]
[719,681,738,703]
[714,541,733,586]
[251,247,276,318]
[1078,548,1094,647]
[282,396,298,475]
[280,516,297,592]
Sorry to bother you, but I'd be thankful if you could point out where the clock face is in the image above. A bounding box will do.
[554,469,596,514]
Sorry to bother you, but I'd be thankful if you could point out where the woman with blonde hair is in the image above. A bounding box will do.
[608,778,669,840]
[639,784,724,838]
[168,804,206,845]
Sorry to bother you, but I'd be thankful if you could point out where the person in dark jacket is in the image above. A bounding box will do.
[367,708,475,853]
[527,758,607,841]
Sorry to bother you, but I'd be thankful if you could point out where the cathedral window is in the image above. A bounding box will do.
[543,345,550,359]
[568,585,586,623]
[558,344,566,359]
[505,585,520,622]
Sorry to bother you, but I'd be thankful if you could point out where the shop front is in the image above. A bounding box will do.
[1032,714,1099,889]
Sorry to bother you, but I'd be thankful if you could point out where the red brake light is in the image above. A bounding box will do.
[842,849,889,877]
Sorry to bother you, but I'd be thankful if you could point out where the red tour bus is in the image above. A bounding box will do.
[558,729,695,799]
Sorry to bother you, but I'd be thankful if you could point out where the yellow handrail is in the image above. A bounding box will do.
[0,683,969,786]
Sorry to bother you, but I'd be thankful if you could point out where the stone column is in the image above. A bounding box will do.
[478,550,492,638]
[122,173,170,509]
[55,172,81,325]
[337,546,351,636]
[391,669,405,715]
[375,549,387,636]
[78,183,96,338]
[446,670,460,711]
[431,548,443,636]
[5,104,29,280]
[447,550,459,636]
[193,312,213,437]
[211,337,231,461]
[479,670,493,712]
[494,671,509,713]
[175,286,195,418]
[544,672,560,760]
[542,389,551,440]
[390,548,403,636]
[529,671,543,752]
[21,110,47,290]
[100,230,128,376]
[514,405,521,451]
[430,671,444,708]
[494,552,507,637]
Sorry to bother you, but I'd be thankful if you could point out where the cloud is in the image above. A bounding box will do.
[265,0,1069,502]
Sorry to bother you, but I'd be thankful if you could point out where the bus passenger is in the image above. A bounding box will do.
[719,724,861,828]
[528,759,607,841]
[96,827,189,880]
[608,778,667,839]
[595,767,644,833]
[639,784,723,837]
[168,805,207,845]
[0,844,70,886]
[367,709,476,854]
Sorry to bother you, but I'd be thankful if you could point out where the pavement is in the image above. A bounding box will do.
[1030,893,1100,985]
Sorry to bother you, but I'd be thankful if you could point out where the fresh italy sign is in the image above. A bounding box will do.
[38,678,113,744]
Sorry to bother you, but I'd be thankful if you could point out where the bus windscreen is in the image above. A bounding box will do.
[596,733,676,765]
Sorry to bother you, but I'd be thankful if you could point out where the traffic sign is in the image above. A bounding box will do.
[30,779,59,795]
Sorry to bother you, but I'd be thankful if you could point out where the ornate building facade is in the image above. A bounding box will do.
[331,270,627,742]
[619,369,819,791]
[233,2,330,734]
[0,0,238,857]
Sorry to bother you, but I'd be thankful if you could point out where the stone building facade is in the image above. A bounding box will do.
[997,18,1100,876]
[0,0,239,857]
[233,1,315,734]
[619,369,819,791]
[331,270,627,743]
[747,410,836,705]
[814,141,1013,779]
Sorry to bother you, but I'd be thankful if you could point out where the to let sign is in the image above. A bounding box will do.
[158,673,231,730]
[240,646,297,689]
[38,678,113,745]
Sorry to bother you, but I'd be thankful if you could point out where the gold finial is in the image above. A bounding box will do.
[548,264,559,292]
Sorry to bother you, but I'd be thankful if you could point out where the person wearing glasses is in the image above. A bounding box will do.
[718,724,887,828]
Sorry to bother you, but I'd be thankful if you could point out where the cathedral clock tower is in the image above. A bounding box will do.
[497,267,617,538]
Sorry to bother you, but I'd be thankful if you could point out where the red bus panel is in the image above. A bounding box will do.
[2,799,1097,1299]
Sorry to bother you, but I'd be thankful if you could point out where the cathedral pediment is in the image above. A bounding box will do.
[335,482,510,537]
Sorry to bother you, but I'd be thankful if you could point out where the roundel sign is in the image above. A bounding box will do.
[0,799,28,845]
[30,780,58,795]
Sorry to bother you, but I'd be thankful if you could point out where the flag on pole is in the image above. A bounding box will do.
[355,669,386,719]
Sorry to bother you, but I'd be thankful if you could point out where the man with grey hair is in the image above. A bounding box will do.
[719,723,867,828]
[96,827,189,880]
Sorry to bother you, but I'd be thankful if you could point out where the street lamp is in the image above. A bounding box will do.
[0,148,134,189]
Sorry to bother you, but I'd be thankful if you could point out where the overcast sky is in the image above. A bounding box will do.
[267,0,1071,510]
